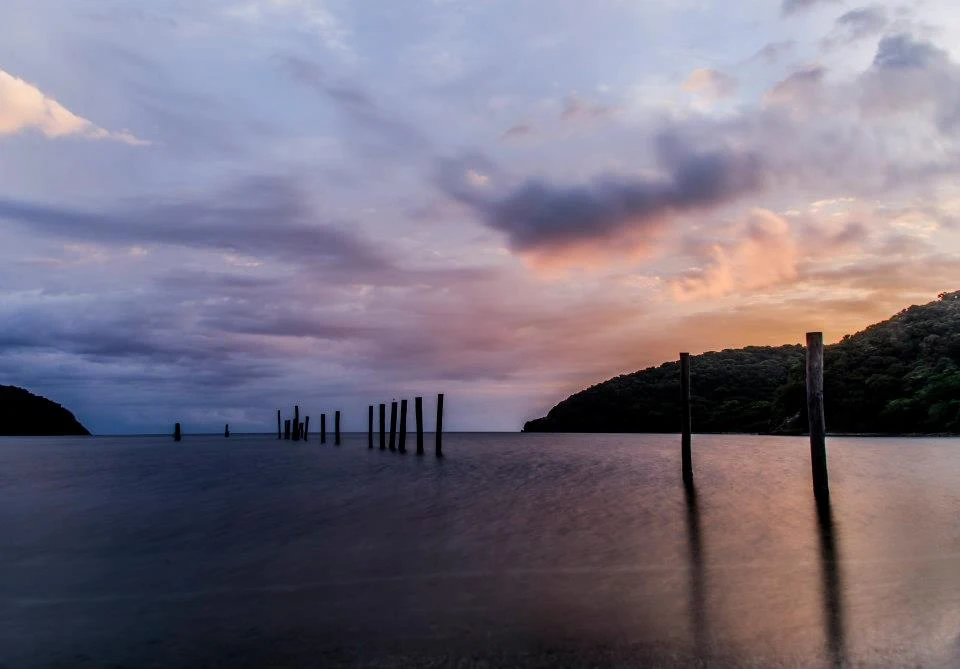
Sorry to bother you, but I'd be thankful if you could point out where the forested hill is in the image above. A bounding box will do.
[0,386,91,436]
[523,291,960,435]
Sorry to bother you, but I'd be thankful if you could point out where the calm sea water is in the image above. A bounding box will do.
[1,433,958,668]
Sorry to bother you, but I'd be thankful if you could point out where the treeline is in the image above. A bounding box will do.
[524,290,960,435]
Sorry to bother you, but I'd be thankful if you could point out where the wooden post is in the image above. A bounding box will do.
[436,393,444,458]
[368,405,374,449]
[415,396,424,455]
[807,332,829,496]
[398,399,408,454]
[224,424,230,438]
[681,353,692,485]
[335,410,341,446]
[299,422,304,440]
[293,405,300,442]
[320,413,327,444]
[277,409,281,440]
[174,422,182,442]
[304,416,310,441]
[284,419,291,440]
[389,401,398,451]
[379,403,386,450]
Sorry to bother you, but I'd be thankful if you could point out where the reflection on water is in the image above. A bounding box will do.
[684,480,708,655]
[1,433,959,668]
[816,492,846,668]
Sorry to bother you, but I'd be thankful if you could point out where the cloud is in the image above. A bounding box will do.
[751,40,796,64]
[872,32,949,70]
[782,0,843,16]
[276,54,430,157]
[0,176,393,273]
[0,69,149,145]
[671,209,799,299]
[441,134,764,257]
[825,5,888,47]
[228,0,350,53]
[501,123,535,141]
[764,65,827,110]
[859,34,960,131]
[682,68,739,100]
[560,94,617,122]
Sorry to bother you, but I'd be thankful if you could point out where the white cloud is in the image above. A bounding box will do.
[0,69,149,145]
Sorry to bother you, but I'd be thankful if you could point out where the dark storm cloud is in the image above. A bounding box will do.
[782,0,843,16]
[442,134,764,252]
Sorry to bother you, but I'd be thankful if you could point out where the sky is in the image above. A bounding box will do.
[1,0,959,434]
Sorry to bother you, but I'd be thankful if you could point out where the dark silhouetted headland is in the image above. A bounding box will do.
[524,290,960,435]
[0,385,90,436]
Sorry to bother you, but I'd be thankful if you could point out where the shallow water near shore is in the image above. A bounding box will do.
[1,433,959,668]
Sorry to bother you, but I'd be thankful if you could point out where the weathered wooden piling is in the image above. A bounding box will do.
[335,410,341,445]
[806,332,829,497]
[368,405,374,449]
[681,352,693,485]
[284,419,291,440]
[293,405,300,442]
[389,401,398,451]
[321,413,327,444]
[304,416,310,441]
[174,422,182,442]
[436,393,444,458]
[398,399,408,454]
[415,396,424,455]
[299,422,305,440]
[379,403,386,450]
[224,424,230,438]
[277,410,281,440]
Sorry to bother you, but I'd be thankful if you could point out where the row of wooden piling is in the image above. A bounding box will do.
[680,331,829,497]
[368,394,444,457]
[274,406,342,444]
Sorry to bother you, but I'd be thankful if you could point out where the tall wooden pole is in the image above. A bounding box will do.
[293,405,300,442]
[335,410,341,446]
[320,413,326,444]
[436,393,444,458]
[277,409,281,440]
[304,416,310,441]
[398,399,407,454]
[368,405,374,449]
[389,401,398,451]
[807,332,829,497]
[379,403,386,450]
[415,396,424,455]
[681,352,693,485]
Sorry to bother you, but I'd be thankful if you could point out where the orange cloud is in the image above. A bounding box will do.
[671,209,799,300]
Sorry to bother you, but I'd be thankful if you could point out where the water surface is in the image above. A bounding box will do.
[1,433,958,667]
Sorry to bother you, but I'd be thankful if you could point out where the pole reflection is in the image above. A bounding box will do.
[684,481,708,657]
[815,491,846,668]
